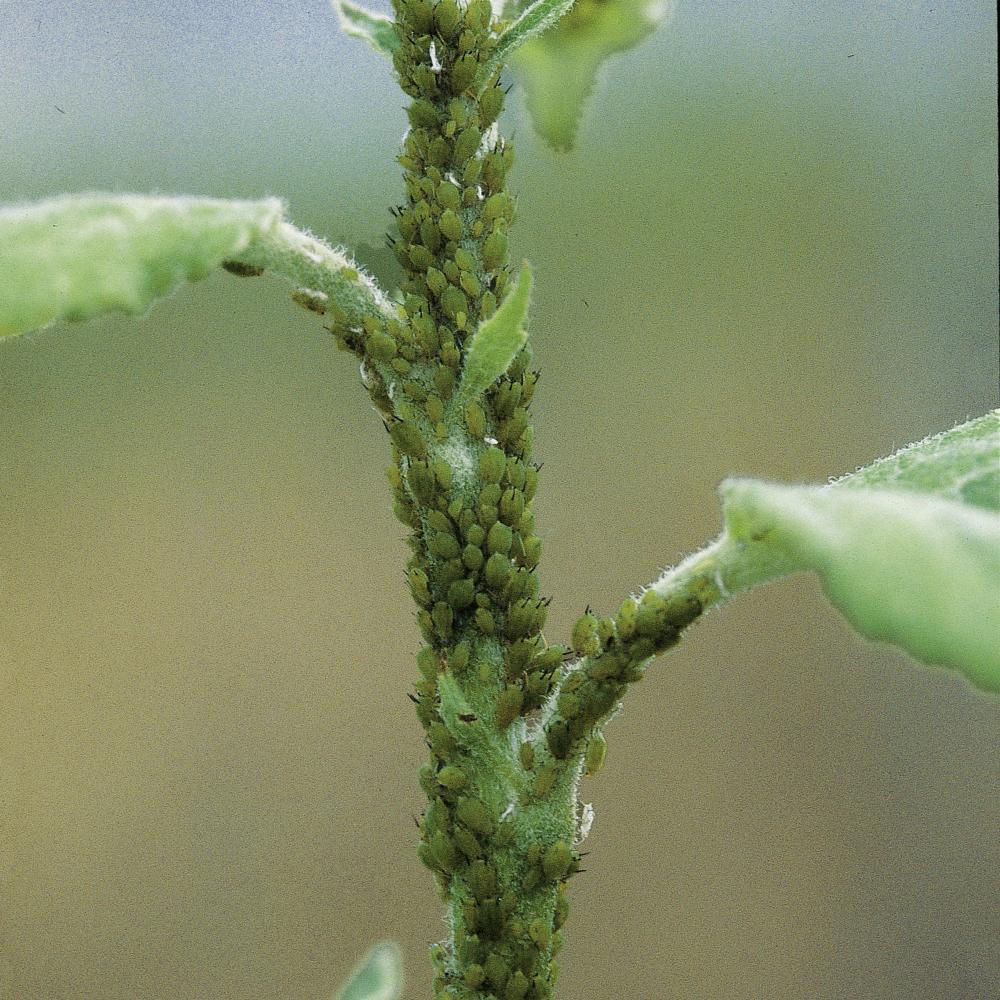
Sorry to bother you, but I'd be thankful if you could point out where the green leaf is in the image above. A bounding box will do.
[455,263,533,403]
[332,941,402,1000]
[721,480,1000,692]
[651,412,1000,692]
[509,0,676,150]
[331,1,400,57]
[0,193,395,339]
[476,0,576,89]
[0,194,283,338]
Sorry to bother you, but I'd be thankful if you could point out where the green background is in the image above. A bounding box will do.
[1,2,997,998]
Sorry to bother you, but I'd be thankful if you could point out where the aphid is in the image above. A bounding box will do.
[438,208,462,241]
[571,611,600,657]
[462,543,485,571]
[453,125,482,164]
[474,607,495,634]
[449,640,471,672]
[542,841,573,881]
[486,520,513,555]
[428,722,457,759]
[433,0,461,38]
[494,685,524,728]
[483,552,512,592]
[425,266,447,297]
[433,365,455,400]
[432,600,454,637]
[466,859,497,901]
[409,243,434,270]
[447,577,475,609]
[449,53,478,93]
[518,741,535,771]
[465,523,486,547]
[436,180,461,212]
[545,720,571,759]
[459,271,480,297]
[531,762,558,797]
[463,965,486,990]
[453,825,481,860]
[585,732,607,777]
[429,531,461,560]
[440,285,468,320]
[436,765,468,791]
[457,402,486,441]
[456,797,493,836]
[454,246,476,272]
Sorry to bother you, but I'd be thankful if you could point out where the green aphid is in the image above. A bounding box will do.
[499,487,525,525]
[447,98,468,128]
[616,597,638,640]
[459,509,476,535]
[522,465,539,501]
[416,645,438,680]
[462,185,479,207]
[433,365,455,400]
[462,156,483,186]
[428,135,451,166]
[542,841,573,881]
[462,543,485,571]
[456,797,494,836]
[428,722,457,759]
[408,462,436,505]
[479,446,506,483]
[505,971,530,1000]
[506,598,537,640]
[429,531,460,559]
[474,606,495,634]
[419,218,441,253]
[557,691,581,719]
[434,0,461,38]
[430,832,459,872]
[484,952,509,989]
[484,552,513,591]
[407,98,439,129]
[463,965,486,990]
[450,53,478,93]
[436,765,468,791]
[440,285,468,319]
[436,180,461,211]
[448,640,471,673]
[453,125,482,164]
[453,825,482,860]
[457,28,478,54]
[464,0,491,29]
[571,612,600,657]
[390,421,427,460]
[465,522,486,547]
[409,243,434,270]
[454,246,477,272]
[479,86,504,127]
[585,731,607,777]
[416,608,435,642]
[527,918,551,951]
[425,266,447,297]
[439,558,465,585]
[367,331,398,362]
[465,401,487,438]
[597,615,616,645]
[545,719,571,758]
[447,578,476,609]
[495,684,525,728]
[487,520,513,555]
[432,600,454,638]
[390,357,412,377]
[466,859,497,900]
[426,509,454,534]
[483,192,512,223]
[553,888,569,930]
[443,258,461,283]
[521,535,542,567]
[663,593,703,630]
[518,741,535,771]
[479,482,502,506]
[531,761,558,799]
[459,271,481,297]
[438,208,463,242]
[409,569,433,607]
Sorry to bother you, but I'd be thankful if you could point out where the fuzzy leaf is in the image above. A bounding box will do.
[0,194,283,338]
[456,263,532,402]
[476,0,577,88]
[332,942,402,1000]
[332,0,400,56]
[509,0,676,150]
[0,193,395,339]
[721,480,1000,692]
[651,412,1000,692]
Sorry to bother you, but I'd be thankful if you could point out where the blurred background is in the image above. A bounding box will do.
[1,2,997,998]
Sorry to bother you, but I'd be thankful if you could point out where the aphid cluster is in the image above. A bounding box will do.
[329,4,587,998]
[545,591,704,760]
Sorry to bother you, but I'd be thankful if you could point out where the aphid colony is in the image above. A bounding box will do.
[547,591,704,760]
[311,3,588,998]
